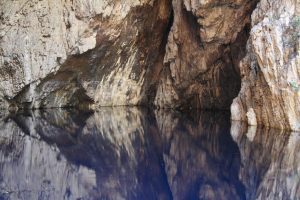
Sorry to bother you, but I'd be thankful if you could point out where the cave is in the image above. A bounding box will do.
[1,0,259,113]
[0,0,300,199]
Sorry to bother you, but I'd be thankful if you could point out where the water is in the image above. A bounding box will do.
[0,107,299,200]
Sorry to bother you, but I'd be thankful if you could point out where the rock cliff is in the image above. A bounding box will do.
[231,0,300,130]
[1,0,300,130]
[154,0,258,110]
[0,0,171,109]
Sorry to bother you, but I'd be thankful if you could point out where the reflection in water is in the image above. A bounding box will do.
[231,122,300,200]
[0,108,298,199]
[156,110,245,200]
[0,108,170,200]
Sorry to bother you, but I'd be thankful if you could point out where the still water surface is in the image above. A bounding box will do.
[0,107,299,200]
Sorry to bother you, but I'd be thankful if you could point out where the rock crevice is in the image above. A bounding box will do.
[154,0,259,110]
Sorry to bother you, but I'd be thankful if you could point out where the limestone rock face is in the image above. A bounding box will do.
[2,0,300,131]
[0,0,171,109]
[0,0,258,111]
[231,0,300,130]
[154,0,258,110]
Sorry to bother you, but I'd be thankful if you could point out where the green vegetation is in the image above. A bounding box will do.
[289,80,300,92]
[292,16,300,28]
[290,15,300,50]
[292,16,300,38]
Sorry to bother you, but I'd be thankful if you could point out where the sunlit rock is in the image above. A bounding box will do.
[0,0,172,109]
[231,0,300,130]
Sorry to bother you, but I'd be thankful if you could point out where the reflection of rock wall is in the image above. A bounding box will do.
[231,122,300,200]
[2,108,300,199]
[85,108,146,158]
[156,110,245,200]
[1,108,171,200]
[0,119,97,200]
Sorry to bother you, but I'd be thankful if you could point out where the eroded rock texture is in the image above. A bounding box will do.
[154,0,258,110]
[2,0,300,131]
[0,0,171,109]
[0,0,259,111]
[231,0,300,130]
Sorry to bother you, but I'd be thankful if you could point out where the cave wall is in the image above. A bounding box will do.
[0,0,256,111]
[0,0,171,109]
[1,0,300,130]
[231,0,300,130]
[154,0,258,110]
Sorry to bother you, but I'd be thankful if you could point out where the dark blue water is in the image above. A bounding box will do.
[0,107,299,200]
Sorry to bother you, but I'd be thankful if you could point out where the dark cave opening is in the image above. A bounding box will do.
[140,1,175,106]
[170,1,260,112]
